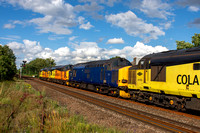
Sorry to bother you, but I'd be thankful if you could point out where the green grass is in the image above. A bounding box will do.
[0,81,122,133]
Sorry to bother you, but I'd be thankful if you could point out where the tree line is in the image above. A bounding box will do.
[22,58,56,77]
[176,33,200,49]
[0,45,56,81]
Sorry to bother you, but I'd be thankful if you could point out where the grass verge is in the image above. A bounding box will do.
[0,81,122,133]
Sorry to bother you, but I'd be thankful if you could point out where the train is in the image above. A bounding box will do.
[39,47,200,111]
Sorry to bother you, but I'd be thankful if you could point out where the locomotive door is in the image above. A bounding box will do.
[136,60,144,89]
[101,65,106,84]
[137,59,149,87]
[101,64,111,84]
[144,59,150,83]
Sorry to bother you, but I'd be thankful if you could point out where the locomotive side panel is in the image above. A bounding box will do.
[166,62,200,98]
[148,62,200,98]
[49,70,56,82]
[55,70,61,80]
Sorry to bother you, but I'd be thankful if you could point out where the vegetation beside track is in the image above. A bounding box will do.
[0,80,121,133]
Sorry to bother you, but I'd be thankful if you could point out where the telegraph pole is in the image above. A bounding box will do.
[20,60,27,79]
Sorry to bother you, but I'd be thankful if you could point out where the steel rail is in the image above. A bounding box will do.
[28,78,199,133]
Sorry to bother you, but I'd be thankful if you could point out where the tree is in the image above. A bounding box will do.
[22,58,56,76]
[176,41,193,50]
[110,56,121,59]
[176,33,200,50]
[192,33,200,47]
[0,45,17,81]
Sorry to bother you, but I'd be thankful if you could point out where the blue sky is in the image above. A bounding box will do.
[0,0,200,67]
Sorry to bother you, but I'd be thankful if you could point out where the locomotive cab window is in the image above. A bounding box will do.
[139,59,150,69]
[139,60,145,69]
[193,63,200,70]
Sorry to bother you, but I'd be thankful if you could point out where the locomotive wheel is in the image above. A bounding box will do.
[169,99,176,108]
[95,87,100,93]
[131,93,138,101]
[148,96,154,104]
[176,102,186,111]
[108,91,115,96]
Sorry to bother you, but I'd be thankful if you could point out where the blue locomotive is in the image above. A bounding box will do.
[69,58,131,94]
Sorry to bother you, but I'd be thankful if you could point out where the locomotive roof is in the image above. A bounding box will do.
[142,46,200,66]
[73,57,131,68]
[40,67,51,71]
[50,64,72,70]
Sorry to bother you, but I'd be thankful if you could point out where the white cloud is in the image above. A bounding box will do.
[13,20,24,25]
[48,35,64,40]
[159,20,174,30]
[23,40,43,55]
[69,36,78,41]
[102,41,168,59]
[128,0,173,20]
[105,11,165,43]
[78,16,93,30]
[123,41,168,57]
[106,38,124,44]
[79,22,93,30]
[163,22,172,29]
[54,47,70,56]
[3,23,15,29]
[40,48,54,59]
[177,0,200,7]
[0,35,21,41]
[96,37,104,43]
[7,0,74,17]
[188,6,199,12]
[139,0,172,20]
[6,39,168,68]
[72,42,102,62]
[6,0,76,35]
[3,20,26,30]
[74,1,104,19]
[29,15,73,35]
[78,0,120,7]
[7,42,24,55]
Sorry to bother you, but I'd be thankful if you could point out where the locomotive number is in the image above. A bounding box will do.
[177,75,199,85]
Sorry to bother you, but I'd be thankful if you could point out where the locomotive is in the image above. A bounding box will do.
[39,47,200,111]
[119,47,200,111]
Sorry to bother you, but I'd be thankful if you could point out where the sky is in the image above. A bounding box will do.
[0,0,200,67]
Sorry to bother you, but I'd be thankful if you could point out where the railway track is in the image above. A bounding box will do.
[27,78,200,132]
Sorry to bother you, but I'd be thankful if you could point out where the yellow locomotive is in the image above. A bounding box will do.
[39,68,49,81]
[118,47,200,111]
